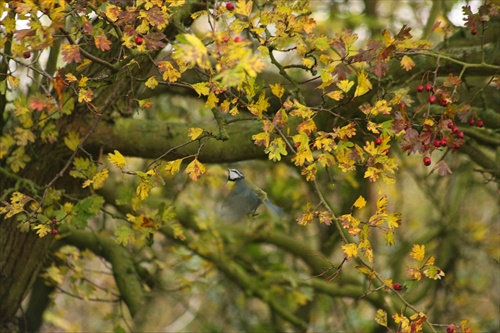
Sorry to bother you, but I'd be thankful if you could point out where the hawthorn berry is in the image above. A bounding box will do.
[234,36,243,42]
[226,2,235,11]
[468,119,475,126]
[447,324,455,333]
[375,137,382,145]
[425,83,432,91]
[423,156,431,166]
[476,119,484,128]
[428,95,436,104]
[417,85,424,92]
[393,283,403,291]
[451,125,458,133]
[383,149,390,155]
[440,138,447,147]
[447,122,454,129]
[453,143,461,149]
[439,99,448,107]
[471,28,477,35]
[135,36,143,45]
[51,218,58,225]
[456,131,464,139]
[23,51,31,59]
[51,229,58,235]
[433,140,441,148]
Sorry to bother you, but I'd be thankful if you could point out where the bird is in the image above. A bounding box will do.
[221,168,283,222]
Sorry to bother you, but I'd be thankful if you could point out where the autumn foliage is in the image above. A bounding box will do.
[0,0,499,332]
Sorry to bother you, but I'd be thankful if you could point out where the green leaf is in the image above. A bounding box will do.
[72,195,104,228]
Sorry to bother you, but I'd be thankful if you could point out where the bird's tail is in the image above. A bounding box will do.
[264,199,284,217]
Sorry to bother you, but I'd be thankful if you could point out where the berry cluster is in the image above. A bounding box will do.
[51,218,58,235]
[415,84,485,166]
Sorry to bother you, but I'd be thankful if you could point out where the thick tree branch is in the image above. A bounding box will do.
[84,117,269,163]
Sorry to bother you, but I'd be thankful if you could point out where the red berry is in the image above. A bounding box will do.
[417,85,424,92]
[451,125,458,133]
[51,229,58,235]
[375,137,382,145]
[393,283,403,291]
[453,143,461,149]
[52,218,58,225]
[135,37,143,45]
[425,83,432,91]
[447,324,455,333]
[433,140,441,148]
[476,119,484,128]
[23,51,31,59]
[468,119,475,125]
[234,36,243,42]
[383,149,390,155]
[456,131,464,139]
[471,28,477,35]
[439,99,448,107]
[423,157,431,166]
[447,122,454,129]
[440,138,447,147]
[428,95,436,104]
[226,2,235,11]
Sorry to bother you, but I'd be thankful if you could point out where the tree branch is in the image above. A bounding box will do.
[60,229,145,317]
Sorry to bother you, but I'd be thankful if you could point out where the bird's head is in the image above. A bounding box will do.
[227,168,244,182]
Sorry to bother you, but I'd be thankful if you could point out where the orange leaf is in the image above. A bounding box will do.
[61,44,81,63]
[94,35,112,51]
[185,159,206,181]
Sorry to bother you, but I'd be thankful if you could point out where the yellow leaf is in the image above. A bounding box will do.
[247,92,269,117]
[356,265,375,279]
[76,59,92,72]
[7,75,20,88]
[33,224,51,238]
[270,83,284,98]
[205,91,219,109]
[65,73,77,83]
[354,70,372,97]
[192,82,210,96]
[252,131,270,147]
[410,244,425,262]
[375,309,388,328]
[424,118,435,126]
[108,150,126,170]
[382,29,394,47]
[136,180,151,200]
[185,158,206,181]
[326,90,344,101]
[78,88,94,103]
[105,4,121,21]
[165,159,183,175]
[234,0,253,16]
[337,80,354,93]
[265,137,288,161]
[353,196,366,209]
[64,131,81,151]
[302,57,315,69]
[82,168,109,189]
[188,127,204,140]
[44,264,64,284]
[342,243,358,259]
[145,76,158,89]
[400,55,415,71]
[158,61,181,82]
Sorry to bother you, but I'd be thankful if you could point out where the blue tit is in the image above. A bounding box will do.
[221,168,283,222]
